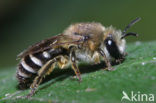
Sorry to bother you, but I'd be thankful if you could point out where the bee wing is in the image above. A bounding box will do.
[17,34,83,59]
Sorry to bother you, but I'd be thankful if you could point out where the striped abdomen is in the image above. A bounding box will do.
[16,48,67,89]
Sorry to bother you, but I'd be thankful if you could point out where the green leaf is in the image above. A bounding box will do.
[0,41,156,103]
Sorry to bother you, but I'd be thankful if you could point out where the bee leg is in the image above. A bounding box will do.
[123,52,128,56]
[57,56,68,69]
[98,48,114,71]
[92,51,101,64]
[26,58,57,98]
[116,52,127,64]
[70,49,82,82]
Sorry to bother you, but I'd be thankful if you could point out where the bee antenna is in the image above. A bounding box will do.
[121,17,141,39]
[121,32,139,39]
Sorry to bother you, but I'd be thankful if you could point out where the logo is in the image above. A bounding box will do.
[121,91,155,102]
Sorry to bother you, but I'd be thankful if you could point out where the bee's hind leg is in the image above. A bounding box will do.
[98,48,114,71]
[26,58,58,98]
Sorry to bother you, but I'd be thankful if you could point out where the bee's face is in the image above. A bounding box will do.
[102,17,141,60]
[104,36,125,60]
[103,28,126,60]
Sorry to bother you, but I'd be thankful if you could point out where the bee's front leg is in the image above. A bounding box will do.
[26,58,57,98]
[70,48,82,82]
[98,48,114,71]
[116,52,127,64]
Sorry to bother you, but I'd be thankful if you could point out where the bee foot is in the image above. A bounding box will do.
[104,67,115,71]
[70,75,82,83]
[26,88,36,99]
[78,77,82,83]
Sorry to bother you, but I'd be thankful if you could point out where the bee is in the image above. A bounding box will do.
[16,17,141,97]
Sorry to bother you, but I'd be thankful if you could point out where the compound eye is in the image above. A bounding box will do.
[108,40,112,46]
[105,38,122,59]
[105,39,114,47]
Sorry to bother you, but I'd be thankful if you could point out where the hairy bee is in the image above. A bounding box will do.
[16,17,141,97]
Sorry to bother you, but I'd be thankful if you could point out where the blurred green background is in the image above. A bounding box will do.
[0,0,155,68]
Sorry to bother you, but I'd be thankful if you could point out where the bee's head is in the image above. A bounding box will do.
[103,17,141,60]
